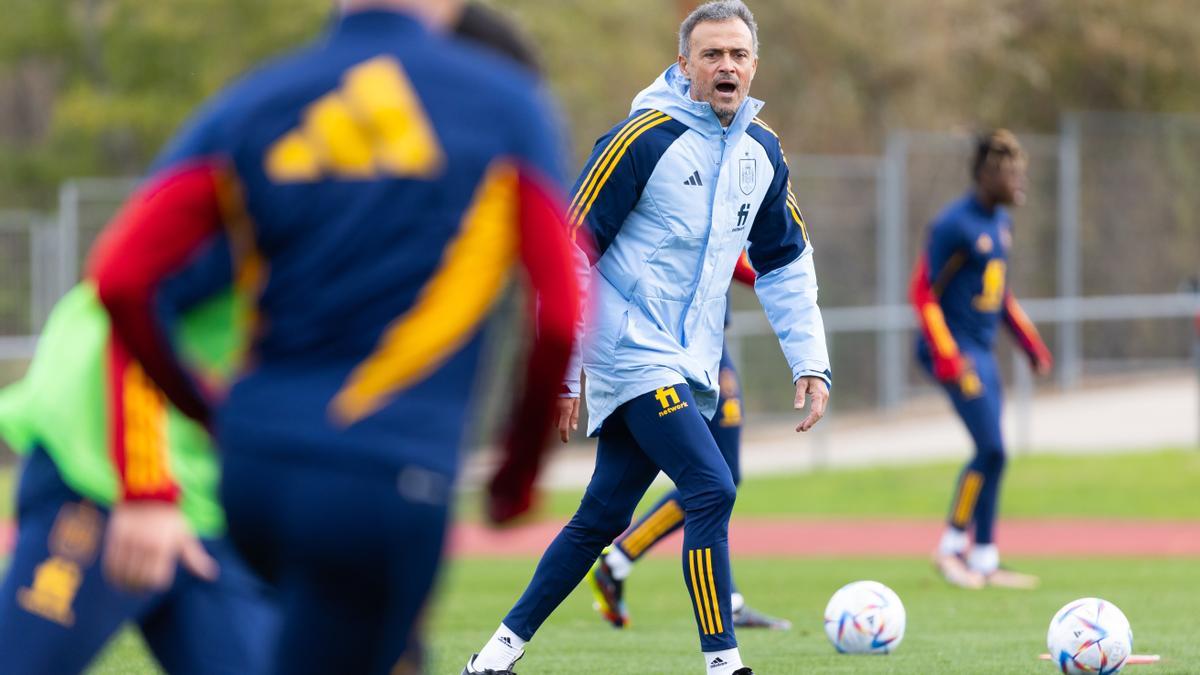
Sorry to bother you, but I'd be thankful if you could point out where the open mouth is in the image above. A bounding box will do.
[715,82,737,94]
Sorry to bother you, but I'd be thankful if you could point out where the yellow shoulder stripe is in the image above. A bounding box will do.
[569,111,672,238]
[752,117,781,138]
[751,117,809,241]
[568,111,661,222]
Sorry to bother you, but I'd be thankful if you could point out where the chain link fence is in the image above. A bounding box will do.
[728,113,1200,418]
[1,113,1197,429]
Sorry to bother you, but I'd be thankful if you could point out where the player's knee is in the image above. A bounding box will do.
[989,449,1007,472]
[978,445,1006,475]
[566,498,635,543]
[681,476,737,520]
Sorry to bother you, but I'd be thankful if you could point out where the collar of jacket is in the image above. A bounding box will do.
[630,64,764,141]
[334,8,428,39]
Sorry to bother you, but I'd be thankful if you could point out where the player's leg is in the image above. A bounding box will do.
[467,414,660,673]
[222,449,450,675]
[709,354,790,631]
[138,537,280,675]
[963,356,1037,588]
[0,446,158,674]
[935,351,1007,588]
[590,489,683,627]
[621,385,746,674]
[591,349,746,628]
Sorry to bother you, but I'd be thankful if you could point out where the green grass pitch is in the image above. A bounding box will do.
[427,557,1199,674]
[499,448,1200,522]
[8,447,1191,673]
[84,557,1199,675]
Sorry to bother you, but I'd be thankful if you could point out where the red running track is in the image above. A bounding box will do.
[2,519,1197,558]
[450,518,1200,558]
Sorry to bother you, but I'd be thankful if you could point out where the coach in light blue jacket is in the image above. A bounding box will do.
[565,58,832,436]
[468,4,829,675]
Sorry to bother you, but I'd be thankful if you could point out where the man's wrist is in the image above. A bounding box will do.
[794,368,832,388]
[120,485,180,504]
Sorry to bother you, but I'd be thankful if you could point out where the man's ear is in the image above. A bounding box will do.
[677,53,689,77]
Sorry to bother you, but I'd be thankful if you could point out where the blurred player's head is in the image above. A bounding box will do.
[453,3,543,76]
[340,0,460,28]
[677,1,759,126]
[972,129,1027,207]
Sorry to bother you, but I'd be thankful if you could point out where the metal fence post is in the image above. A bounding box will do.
[30,216,52,332]
[878,132,908,410]
[1011,351,1034,455]
[1057,114,1083,389]
[1192,281,1200,450]
[56,181,80,302]
[1195,314,1200,451]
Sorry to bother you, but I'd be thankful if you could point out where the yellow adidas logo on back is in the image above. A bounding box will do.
[265,56,444,182]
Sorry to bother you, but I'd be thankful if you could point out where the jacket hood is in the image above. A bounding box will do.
[629,63,763,138]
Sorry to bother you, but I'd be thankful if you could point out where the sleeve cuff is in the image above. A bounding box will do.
[794,367,833,389]
[120,483,180,504]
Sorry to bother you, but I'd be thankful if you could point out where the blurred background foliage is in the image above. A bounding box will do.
[1,0,1199,207]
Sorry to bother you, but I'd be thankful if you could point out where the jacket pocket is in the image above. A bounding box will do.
[640,234,704,302]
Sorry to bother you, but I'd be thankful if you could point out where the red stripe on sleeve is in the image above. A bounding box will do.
[1003,292,1052,369]
[88,161,225,425]
[487,168,580,523]
[732,250,757,287]
[909,254,965,382]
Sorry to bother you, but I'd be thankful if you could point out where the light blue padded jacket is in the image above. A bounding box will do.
[566,64,831,435]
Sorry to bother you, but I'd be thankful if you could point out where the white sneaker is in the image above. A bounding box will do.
[934,552,986,589]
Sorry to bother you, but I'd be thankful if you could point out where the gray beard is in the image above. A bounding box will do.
[715,108,735,126]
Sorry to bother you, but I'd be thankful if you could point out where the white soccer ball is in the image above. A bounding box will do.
[823,580,906,654]
[1047,598,1133,674]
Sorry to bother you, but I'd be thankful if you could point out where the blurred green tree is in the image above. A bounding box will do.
[0,0,1198,207]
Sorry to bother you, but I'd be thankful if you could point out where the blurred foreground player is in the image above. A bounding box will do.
[87,0,580,672]
[909,130,1052,589]
[0,279,278,674]
[588,254,791,631]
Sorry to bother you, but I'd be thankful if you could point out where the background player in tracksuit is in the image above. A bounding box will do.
[910,130,1053,590]
[466,3,831,674]
[87,1,581,672]
[0,276,278,674]
[587,252,791,632]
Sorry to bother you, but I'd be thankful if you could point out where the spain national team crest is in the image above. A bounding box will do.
[739,158,756,195]
[975,233,994,254]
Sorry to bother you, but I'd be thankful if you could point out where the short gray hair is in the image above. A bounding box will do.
[678,1,759,58]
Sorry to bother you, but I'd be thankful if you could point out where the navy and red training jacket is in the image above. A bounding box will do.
[88,11,579,514]
[910,193,1050,382]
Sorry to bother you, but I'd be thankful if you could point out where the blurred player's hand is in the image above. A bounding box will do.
[794,376,829,432]
[1032,352,1053,376]
[932,354,967,383]
[485,458,539,526]
[103,501,218,593]
[555,396,580,443]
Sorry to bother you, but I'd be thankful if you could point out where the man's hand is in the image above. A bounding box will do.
[103,501,218,593]
[932,354,967,384]
[794,376,830,432]
[1032,353,1053,376]
[486,460,538,526]
[555,397,580,443]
